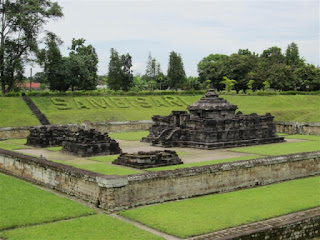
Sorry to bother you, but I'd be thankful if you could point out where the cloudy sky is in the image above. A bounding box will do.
[41,0,319,77]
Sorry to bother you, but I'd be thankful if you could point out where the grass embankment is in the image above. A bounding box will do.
[29,95,320,125]
[0,173,95,231]
[0,97,39,127]
[120,176,320,238]
[0,173,163,240]
[31,95,199,125]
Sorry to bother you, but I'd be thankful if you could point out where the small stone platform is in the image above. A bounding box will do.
[112,150,183,169]
[62,129,122,157]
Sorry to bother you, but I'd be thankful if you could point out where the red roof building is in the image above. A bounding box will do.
[18,82,41,90]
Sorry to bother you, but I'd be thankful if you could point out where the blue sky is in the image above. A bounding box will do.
[39,0,319,77]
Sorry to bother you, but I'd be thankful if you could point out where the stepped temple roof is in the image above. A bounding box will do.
[187,89,238,112]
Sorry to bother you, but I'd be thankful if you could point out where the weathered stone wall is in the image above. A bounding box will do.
[276,121,320,135]
[0,148,319,213]
[83,120,153,133]
[0,127,31,140]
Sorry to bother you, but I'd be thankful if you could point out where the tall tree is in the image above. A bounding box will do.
[69,38,98,90]
[120,53,133,91]
[0,0,63,93]
[39,32,68,91]
[285,42,303,67]
[167,51,186,90]
[107,48,122,90]
[144,52,162,89]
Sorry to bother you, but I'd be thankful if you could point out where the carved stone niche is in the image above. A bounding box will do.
[112,150,183,169]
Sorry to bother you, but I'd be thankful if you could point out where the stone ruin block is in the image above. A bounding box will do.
[112,150,183,169]
[61,129,122,157]
[26,126,71,148]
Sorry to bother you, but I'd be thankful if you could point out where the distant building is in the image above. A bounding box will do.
[19,82,41,90]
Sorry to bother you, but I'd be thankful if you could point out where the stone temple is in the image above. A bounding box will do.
[142,89,284,149]
[113,150,182,169]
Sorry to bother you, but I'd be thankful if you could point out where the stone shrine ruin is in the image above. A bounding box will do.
[142,89,285,149]
[26,126,71,147]
[62,129,121,157]
[112,150,182,169]
[27,126,121,157]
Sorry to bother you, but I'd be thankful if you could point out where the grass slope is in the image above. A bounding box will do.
[120,176,320,238]
[31,95,199,125]
[0,215,164,240]
[0,97,39,127]
[0,173,95,230]
[29,95,320,125]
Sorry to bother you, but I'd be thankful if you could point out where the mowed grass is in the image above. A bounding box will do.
[120,176,320,238]
[44,146,62,152]
[230,136,320,156]
[109,131,149,141]
[31,95,199,125]
[29,95,320,125]
[0,173,95,231]
[0,139,30,151]
[223,95,320,123]
[0,97,39,127]
[148,155,259,171]
[88,155,119,162]
[0,214,164,240]
[54,160,142,176]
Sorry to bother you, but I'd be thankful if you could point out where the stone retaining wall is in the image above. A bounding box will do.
[276,121,320,135]
[0,149,319,212]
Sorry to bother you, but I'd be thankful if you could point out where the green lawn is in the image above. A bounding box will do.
[0,214,164,240]
[0,97,40,127]
[0,173,95,231]
[0,140,30,151]
[88,155,119,162]
[230,139,320,156]
[31,95,199,125]
[44,146,62,152]
[109,131,149,141]
[54,160,142,176]
[147,155,259,171]
[28,95,320,125]
[284,134,320,141]
[120,176,320,238]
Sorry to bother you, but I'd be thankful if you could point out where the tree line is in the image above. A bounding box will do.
[198,44,320,92]
[0,0,319,94]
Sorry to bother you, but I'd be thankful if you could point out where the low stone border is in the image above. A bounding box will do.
[0,148,319,212]
[276,121,320,136]
[191,207,320,240]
